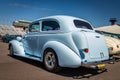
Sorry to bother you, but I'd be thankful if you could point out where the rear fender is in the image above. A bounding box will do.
[42,41,82,68]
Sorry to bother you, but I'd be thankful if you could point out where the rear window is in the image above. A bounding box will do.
[74,20,93,30]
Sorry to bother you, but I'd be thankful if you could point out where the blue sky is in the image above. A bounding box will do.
[0,0,120,27]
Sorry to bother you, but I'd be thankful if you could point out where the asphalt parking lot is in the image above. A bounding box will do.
[0,41,120,80]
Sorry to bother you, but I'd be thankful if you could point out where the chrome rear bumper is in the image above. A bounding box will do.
[81,60,109,69]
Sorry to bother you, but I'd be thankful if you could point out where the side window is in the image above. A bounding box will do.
[42,21,60,31]
[29,22,40,32]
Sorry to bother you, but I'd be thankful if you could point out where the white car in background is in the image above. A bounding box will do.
[104,36,120,56]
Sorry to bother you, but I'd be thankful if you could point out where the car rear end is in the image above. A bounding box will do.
[72,19,109,69]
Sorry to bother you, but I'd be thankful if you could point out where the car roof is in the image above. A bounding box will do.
[34,15,92,32]
[38,15,88,23]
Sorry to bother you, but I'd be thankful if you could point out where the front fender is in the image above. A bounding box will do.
[42,41,81,68]
[9,40,25,55]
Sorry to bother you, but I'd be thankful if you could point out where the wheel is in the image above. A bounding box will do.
[9,45,14,56]
[43,49,61,72]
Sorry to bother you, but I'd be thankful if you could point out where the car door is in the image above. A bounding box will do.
[23,21,41,57]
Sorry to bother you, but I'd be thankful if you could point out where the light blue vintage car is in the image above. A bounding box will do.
[9,15,109,72]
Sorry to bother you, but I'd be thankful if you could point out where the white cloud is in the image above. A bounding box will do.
[9,3,54,11]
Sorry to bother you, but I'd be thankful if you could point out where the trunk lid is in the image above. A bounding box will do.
[83,31,109,60]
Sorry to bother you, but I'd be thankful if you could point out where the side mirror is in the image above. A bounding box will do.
[16,37,22,42]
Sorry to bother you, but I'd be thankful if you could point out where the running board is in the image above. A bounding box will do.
[14,53,41,61]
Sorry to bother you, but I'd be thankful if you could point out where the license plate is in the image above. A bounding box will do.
[97,64,105,69]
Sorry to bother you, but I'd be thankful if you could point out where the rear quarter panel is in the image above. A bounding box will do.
[42,41,82,68]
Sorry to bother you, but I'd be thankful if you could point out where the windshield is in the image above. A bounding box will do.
[74,20,93,30]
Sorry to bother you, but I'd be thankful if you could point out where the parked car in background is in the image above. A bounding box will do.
[9,15,109,72]
[2,34,21,43]
[95,30,120,57]
[104,36,120,55]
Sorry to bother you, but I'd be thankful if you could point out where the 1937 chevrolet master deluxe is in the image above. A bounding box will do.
[9,15,109,72]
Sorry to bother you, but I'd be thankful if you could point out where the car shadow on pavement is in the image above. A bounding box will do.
[8,55,107,79]
[8,55,44,69]
[56,67,107,79]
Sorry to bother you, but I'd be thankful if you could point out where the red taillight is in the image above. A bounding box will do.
[84,48,89,53]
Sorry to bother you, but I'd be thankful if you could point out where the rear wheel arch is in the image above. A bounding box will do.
[44,48,57,56]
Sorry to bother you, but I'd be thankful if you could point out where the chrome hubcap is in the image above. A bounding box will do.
[45,52,55,69]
